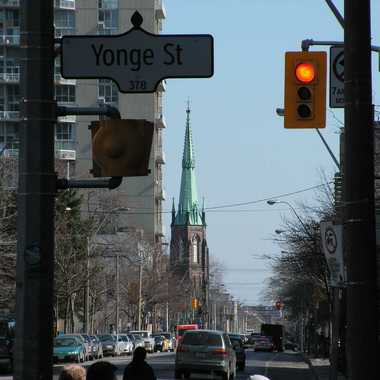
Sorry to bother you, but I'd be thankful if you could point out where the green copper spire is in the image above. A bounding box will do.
[174,102,203,226]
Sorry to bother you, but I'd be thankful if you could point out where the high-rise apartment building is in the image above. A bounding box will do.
[0,0,166,245]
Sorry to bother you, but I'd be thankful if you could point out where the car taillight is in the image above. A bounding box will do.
[177,346,188,353]
[212,348,228,356]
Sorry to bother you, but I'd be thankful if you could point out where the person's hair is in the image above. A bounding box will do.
[87,361,117,380]
[58,364,86,380]
[133,346,147,361]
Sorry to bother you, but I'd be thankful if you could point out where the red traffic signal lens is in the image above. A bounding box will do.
[295,62,315,83]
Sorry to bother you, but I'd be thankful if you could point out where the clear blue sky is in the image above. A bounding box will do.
[161,1,380,305]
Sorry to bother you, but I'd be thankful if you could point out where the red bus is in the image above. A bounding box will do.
[176,324,199,344]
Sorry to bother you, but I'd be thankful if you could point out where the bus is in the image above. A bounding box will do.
[176,324,198,344]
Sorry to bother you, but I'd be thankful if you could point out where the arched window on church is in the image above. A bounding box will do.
[178,239,184,261]
[192,235,199,264]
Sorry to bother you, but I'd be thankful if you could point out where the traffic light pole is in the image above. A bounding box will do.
[14,2,56,379]
[344,2,379,380]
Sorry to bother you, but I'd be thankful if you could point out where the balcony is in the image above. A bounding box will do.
[0,71,20,83]
[57,115,76,123]
[155,114,166,129]
[0,34,20,46]
[0,0,19,7]
[56,149,76,161]
[156,151,166,165]
[155,0,166,19]
[0,111,19,121]
[54,0,75,10]
[54,73,76,85]
[55,28,75,39]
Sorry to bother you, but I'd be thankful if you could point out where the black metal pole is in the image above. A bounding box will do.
[14,1,56,379]
[344,1,379,379]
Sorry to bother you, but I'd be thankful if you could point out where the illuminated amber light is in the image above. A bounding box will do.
[295,62,315,83]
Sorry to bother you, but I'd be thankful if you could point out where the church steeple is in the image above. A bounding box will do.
[174,102,203,226]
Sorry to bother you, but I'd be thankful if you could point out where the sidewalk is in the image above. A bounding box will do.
[303,356,346,380]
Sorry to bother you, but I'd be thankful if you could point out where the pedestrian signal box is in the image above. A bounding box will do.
[284,51,326,129]
[90,119,153,177]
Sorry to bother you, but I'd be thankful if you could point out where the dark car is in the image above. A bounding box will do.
[98,334,117,357]
[0,337,13,373]
[154,335,165,352]
[254,336,274,352]
[228,333,246,370]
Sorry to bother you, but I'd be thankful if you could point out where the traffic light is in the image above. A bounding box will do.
[284,51,327,129]
[191,297,198,310]
[90,119,153,177]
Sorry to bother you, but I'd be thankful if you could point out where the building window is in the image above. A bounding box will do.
[178,239,184,262]
[56,123,74,141]
[98,79,118,103]
[192,235,199,264]
[0,123,19,150]
[98,0,118,35]
[55,85,75,103]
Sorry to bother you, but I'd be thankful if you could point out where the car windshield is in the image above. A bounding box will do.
[98,335,113,342]
[154,336,163,341]
[182,332,223,346]
[131,332,148,338]
[54,338,78,347]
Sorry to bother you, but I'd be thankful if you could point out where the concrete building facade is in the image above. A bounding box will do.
[0,0,166,245]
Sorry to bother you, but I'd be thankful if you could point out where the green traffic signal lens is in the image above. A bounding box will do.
[297,86,311,100]
[297,104,312,118]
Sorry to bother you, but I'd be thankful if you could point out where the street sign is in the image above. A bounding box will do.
[61,12,214,93]
[320,221,345,287]
[329,46,344,108]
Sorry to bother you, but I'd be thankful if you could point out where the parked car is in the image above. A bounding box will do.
[90,335,103,359]
[248,333,262,346]
[119,334,134,355]
[0,337,13,373]
[254,336,274,352]
[53,335,86,363]
[129,330,155,353]
[175,329,236,380]
[228,333,246,371]
[130,334,145,350]
[80,334,94,360]
[61,334,89,360]
[98,334,117,357]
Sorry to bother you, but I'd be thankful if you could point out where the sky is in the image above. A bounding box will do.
[160,0,380,305]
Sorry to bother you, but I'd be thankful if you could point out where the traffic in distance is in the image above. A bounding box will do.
[0,323,297,376]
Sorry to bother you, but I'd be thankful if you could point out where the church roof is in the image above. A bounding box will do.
[174,104,203,226]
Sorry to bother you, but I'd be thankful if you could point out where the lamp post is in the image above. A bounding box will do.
[267,200,314,240]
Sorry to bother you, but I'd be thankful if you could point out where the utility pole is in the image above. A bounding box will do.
[14,2,55,379]
[138,261,143,330]
[84,238,90,334]
[344,2,379,379]
[115,252,120,333]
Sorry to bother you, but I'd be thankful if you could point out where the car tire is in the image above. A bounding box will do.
[174,370,182,379]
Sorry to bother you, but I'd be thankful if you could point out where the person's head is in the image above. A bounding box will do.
[86,361,117,380]
[58,364,86,380]
[133,346,147,362]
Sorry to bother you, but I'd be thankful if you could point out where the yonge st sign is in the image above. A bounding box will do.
[61,12,214,93]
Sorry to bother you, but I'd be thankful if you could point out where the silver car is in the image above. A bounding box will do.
[175,329,236,380]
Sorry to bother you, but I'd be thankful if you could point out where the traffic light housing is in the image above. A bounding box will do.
[284,51,326,129]
[90,119,153,177]
[191,297,198,310]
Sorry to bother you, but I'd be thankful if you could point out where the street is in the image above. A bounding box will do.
[0,350,314,380]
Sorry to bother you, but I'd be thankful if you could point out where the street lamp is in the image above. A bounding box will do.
[267,200,314,240]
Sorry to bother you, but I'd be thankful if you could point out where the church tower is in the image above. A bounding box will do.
[170,103,209,326]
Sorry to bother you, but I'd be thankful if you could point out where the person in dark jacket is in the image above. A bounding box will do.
[87,361,117,380]
[123,346,156,380]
